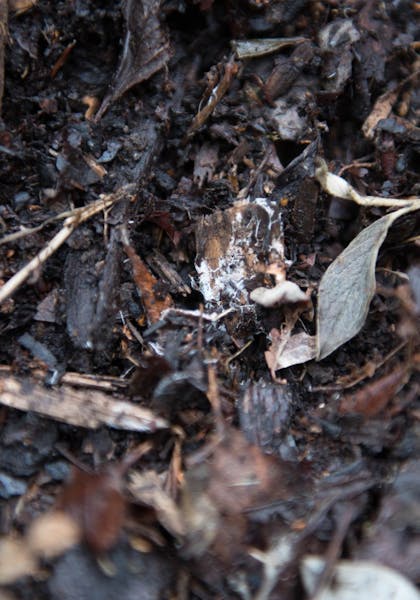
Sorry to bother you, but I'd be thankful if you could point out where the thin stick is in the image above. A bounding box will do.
[0,185,135,305]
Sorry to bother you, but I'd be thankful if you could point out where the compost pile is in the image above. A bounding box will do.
[0,1,419,599]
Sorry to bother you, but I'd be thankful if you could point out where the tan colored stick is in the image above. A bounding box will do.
[0,185,135,305]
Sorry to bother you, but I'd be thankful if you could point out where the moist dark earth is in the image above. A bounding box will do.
[0,1,419,599]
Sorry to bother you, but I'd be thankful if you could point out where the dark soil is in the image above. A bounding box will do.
[0,1,419,599]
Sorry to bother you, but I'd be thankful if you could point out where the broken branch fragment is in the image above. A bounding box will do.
[0,375,168,431]
[187,57,239,138]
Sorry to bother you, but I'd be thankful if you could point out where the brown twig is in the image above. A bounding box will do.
[0,185,135,305]
[186,57,239,139]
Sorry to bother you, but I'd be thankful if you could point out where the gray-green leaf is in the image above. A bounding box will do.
[316,205,418,360]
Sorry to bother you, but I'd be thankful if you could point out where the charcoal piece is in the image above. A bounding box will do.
[0,472,27,498]
[65,249,98,349]
[275,140,319,240]
[65,230,121,350]
[0,414,58,477]
[238,381,294,456]
[90,229,121,350]
[49,544,174,600]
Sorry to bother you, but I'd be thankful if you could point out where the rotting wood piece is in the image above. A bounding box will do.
[195,198,284,337]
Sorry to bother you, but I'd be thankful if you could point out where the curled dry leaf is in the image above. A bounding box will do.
[361,71,420,141]
[316,204,419,360]
[265,330,316,375]
[231,37,307,59]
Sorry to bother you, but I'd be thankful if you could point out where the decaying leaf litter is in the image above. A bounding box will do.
[0,1,419,598]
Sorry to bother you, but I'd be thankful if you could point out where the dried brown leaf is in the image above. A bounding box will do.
[58,468,125,553]
[362,87,399,140]
[338,366,408,417]
[265,330,316,374]
[96,0,171,119]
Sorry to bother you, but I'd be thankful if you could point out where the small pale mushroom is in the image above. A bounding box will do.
[250,280,308,307]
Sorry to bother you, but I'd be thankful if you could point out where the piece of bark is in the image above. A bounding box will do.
[90,229,122,350]
[195,198,284,307]
[264,41,314,104]
[0,375,168,431]
[64,249,100,350]
[65,229,121,350]
[275,140,318,240]
[238,382,293,456]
